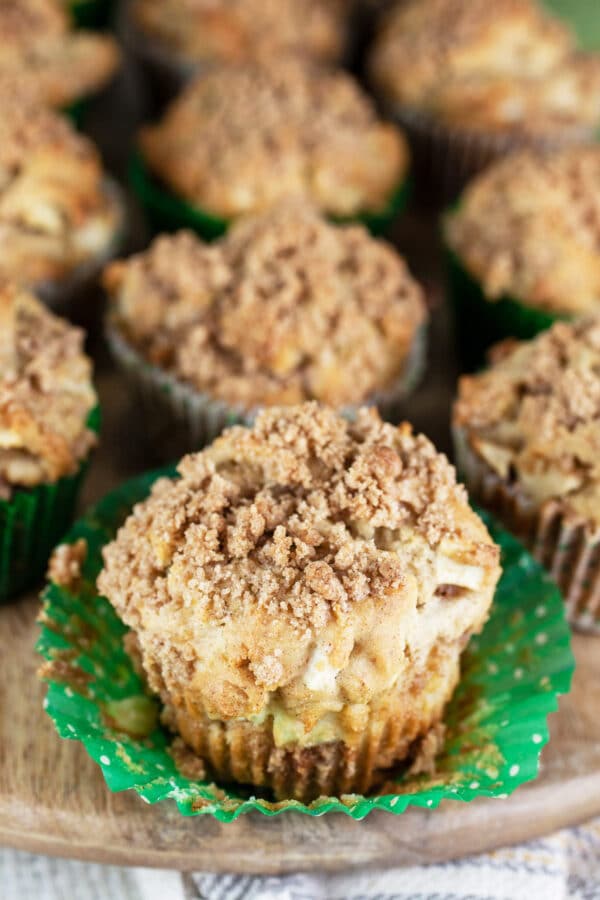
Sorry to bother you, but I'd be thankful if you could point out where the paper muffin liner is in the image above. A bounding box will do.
[37,469,574,819]
[0,406,100,604]
[445,248,568,371]
[454,427,600,633]
[128,151,411,241]
[34,178,126,333]
[390,106,593,205]
[69,0,115,29]
[105,321,427,459]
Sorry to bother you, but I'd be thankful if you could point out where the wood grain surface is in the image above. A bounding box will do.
[1,220,599,874]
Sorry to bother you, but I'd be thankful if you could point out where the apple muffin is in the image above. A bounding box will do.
[453,316,600,629]
[104,200,427,453]
[98,402,501,800]
[136,57,409,227]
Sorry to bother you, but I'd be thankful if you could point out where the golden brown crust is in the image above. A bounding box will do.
[369,0,600,135]
[445,147,600,314]
[0,284,97,497]
[131,0,350,67]
[0,0,119,108]
[139,58,409,219]
[98,403,500,766]
[454,316,600,527]
[104,202,426,409]
[0,84,120,285]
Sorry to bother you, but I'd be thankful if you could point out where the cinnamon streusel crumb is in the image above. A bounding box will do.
[47,538,87,590]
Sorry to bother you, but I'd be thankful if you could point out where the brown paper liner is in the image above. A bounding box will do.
[390,107,593,205]
[454,426,600,633]
[161,647,459,802]
[106,322,427,459]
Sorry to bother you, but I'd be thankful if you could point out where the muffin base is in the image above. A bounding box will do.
[106,322,427,460]
[454,426,600,632]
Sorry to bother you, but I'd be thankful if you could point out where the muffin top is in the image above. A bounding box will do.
[0,284,97,498]
[139,58,408,219]
[445,147,600,314]
[0,84,121,286]
[0,0,119,108]
[369,0,600,135]
[98,403,500,738]
[104,201,426,409]
[130,0,349,67]
[454,317,600,527]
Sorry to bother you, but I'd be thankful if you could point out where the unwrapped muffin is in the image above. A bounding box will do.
[0,283,98,600]
[453,316,600,630]
[444,146,600,365]
[0,81,123,321]
[104,200,427,454]
[368,0,600,197]
[0,0,119,110]
[133,58,409,237]
[98,403,501,801]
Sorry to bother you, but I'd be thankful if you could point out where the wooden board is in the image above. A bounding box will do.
[1,220,599,874]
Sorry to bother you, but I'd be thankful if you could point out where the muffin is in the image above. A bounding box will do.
[103,201,427,455]
[453,316,600,631]
[0,0,119,111]
[0,82,123,324]
[0,283,98,601]
[444,146,600,367]
[97,402,501,801]
[368,0,600,198]
[133,57,410,238]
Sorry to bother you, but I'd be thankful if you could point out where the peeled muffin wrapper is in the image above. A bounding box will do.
[37,467,574,820]
[105,321,427,459]
[445,246,569,371]
[128,150,412,241]
[0,405,100,603]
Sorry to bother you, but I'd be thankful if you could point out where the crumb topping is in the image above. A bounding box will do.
[0,83,120,285]
[0,284,97,497]
[454,316,600,524]
[104,201,426,408]
[139,58,408,219]
[0,0,119,108]
[98,404,499,731]
[131,0,349,66]
[47,538,87,590]
[369,0,600,134]
[445,147,600,314]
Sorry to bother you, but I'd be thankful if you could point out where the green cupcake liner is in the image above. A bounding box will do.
[445,248,569,371]
[1,406,100,603]
[37,466,574,820]
[129,151,411,240]
[69,0,114,29]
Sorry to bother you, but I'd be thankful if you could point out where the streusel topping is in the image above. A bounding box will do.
[0,0,119,109]
[139,58,408,218]
[0,84,121,285]
[454,316,600,524]
[0,284,97,498]
[445,147,600,313]
[104,201,426,408]
[369,0,600,135]
[98,404,499,731]
[131,0,349,66]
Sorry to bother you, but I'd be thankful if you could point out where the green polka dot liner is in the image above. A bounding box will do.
[128,151,412,240]
[37,468,574,821]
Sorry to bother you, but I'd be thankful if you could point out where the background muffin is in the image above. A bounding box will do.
[453,316,600,630]
[98,403,501,800]
[0,283,98,600]
[368,0,600,198]
[444,146,600,366]
[134,57,409,237]
[104,201,427,454]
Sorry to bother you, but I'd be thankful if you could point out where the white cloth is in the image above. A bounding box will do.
[2,818,600,900]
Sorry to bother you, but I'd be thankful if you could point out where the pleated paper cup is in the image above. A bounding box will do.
[106,321,427,459]
[454,425,600,633]
[37,469,574,819]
